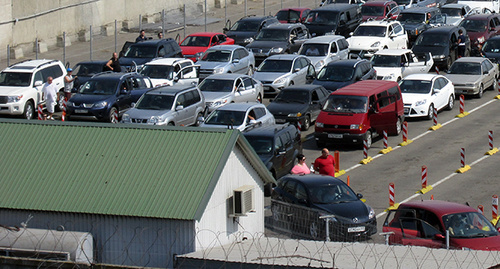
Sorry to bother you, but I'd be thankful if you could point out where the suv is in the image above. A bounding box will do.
[139,58,198,87]
[458,14,500,56]
[361,1,400,21]
[304,4,362,37]
[371,49,434,81]
[224,15,280,46]
[0,59,67,119]
[298,35,350,72]
[397,7,441,44]
[119,39,183,71]
[66,72,152,123]
[197,45,255,80]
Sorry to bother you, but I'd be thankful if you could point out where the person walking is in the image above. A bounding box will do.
[105,52,122,72]
[313,148,335,176]
[457,29,466,58]
[136,29,147,42]
[42,77,58,120]
[64,68,77,101]
[291,154,310,175]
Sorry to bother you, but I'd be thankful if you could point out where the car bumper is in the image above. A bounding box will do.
[67,106,109,121]
[404,104,428,117]
[262,83,287,95]
[314,131,368,145]
[0,103,24,115]
[273,115,304,124]
[454,86,478,95]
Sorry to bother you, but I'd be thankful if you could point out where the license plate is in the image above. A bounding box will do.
[75,109,88,114]
[328,133,342,139]
[348,226,365,233]
[275,119,286,123]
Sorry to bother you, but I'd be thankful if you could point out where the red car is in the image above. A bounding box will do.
[383,200,500,251]
[459,14,500,56]
[361,0,400,22]
[275,8,311,23]
[179,32,235,62]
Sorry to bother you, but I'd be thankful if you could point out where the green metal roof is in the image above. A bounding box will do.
[0,119,274,220]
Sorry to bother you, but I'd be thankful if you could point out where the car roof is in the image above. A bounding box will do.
[244,123,295,136]
[145,58,191,65]
[454,57,487,63]
[403,73,441,81]
[74,60,108,65]
[464,14,498,20]
[282,85,325,91]
[278,7,311,12]
[237,15,276,22]
[363,0,394,6]
[360,20,399,26]
[325,59,367,67]
[204,73,250,80]
[206,45,245,51]
[92,72,138,80]
[266,54,305,60]
[147,85,196,95]
[422,25,458,34]
[187,32,225,37]
[317,3,357,11]
[400,6,439,13]
[333,80,398,96]
[374,49,413,55]
[265,23,304,30]
[441,3,468,8]
[5,59,61,72]
[131,39,172,47]
[279,174,345,187]
[303,35,345,44]
[214,102,263,111]
[486,35,500,41]
[398,200,476,216]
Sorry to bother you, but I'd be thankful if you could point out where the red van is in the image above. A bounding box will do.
[314,80,404,149]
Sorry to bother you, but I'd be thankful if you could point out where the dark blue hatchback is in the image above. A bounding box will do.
[312,59,376,92]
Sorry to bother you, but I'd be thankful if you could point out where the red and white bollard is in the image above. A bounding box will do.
[421,165,427,189]
[363,139,368,159]
[297,121,301,134]
[478,205,484,215]
[37,105,43,120]
[334,151,340,173]
[460,148,466,168]
[61,98,67,122]
[433,107,438,126]
[493,195,498,220]
[489,130,494,150]
[113,110,118,123]
[389,183,395,207]
[459,95,465,114]
[402,121,408,142]
[383,130,388,149]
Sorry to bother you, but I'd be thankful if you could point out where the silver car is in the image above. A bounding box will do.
[199,74,264,113]
[121,85,205,126]
[200,102,275,132]
[198,45,256,80]
[445,57,499,98]
[252,54,316,95]
[298,35,350,73]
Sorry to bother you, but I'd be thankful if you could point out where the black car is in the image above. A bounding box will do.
[66,72,153,123]
[267,85,330,131]
[312,59,376,92]
[397,7,441,45]
[119,38,183,71]
[71,60,108,91]
[271,175,377,241]
[412,25,470,70]
[304,4,362,38]
[482,35,500,63]
[223,15,279,46]
[245,23,310,65]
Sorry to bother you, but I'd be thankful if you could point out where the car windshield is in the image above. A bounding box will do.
[309,183,358,204]
[361,5,385,16]
[316,66,353,82]
[371,54,402,67]
[135,94,175,110]
[399,79,432,94]
[299,44,329,56]
[414,33,447,47]
[199,78,234,92]
[245,136,274,154]
[79,80,118,95]
[255,29,290,41]
[442,212,498,238]
[229,20,260,31]
[440,8,462,17]
[398,13,425,23]
[123,45,157,58]
[448,62,481,75]
[305,11,338,25]
[323,95,368,113]
[201,50,232,62]
[73,63,104,77]
[394,0,411,5]
[139,65,174,79]
[483,39,500,52]
[0,72,32,86]
[257,59,292,72]
[276,10,302,22]
[180,36,210,47]
[460,19,488,32]
[354,26,387,37]
[204,110,246,126]
[274,90,310,104]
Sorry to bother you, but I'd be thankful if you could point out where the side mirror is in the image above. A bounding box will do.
[175,105,184,111]
[490,27,496,32]
[357,193,363,199]
[249,119,257,125]
[483,70,489,74]
[173,76,180,82]
[223,27,229,33]
[237,86,244,91]
[293,68,301,73]
[434,233,445,240]
[34,80,43,87]
[232,59,240,63]
[349,32,354,36]
[120,89,128,95]
[131,102,136,108]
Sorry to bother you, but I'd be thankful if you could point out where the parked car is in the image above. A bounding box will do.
[481,35,500,63]
[347,20,409,59]
[0,59,67,119]
[119,39,183,71]
[361,0,400,21]
[440,3,472,25]
[298,35,350,72]
[252,54,316,96]
[246,23,311,65]
[179,32,235,62]
[197,45,255,80]
[200,102,275,132]
[304,4,363,37]
[458,0,500,14]
[223,15,280,46]
[271,174,377,241]
[371,49,433,81]
[139,58,198,87]
[444,56,499,97]
[321,0,365,6]
[395,0,446,11]
[267,85,330,130]
[71,60,108,90]
[275,8,311,23]
[312,59,376,92]
[400,74,455,119]
[66,72,153,123]
[383,200,500,250]
[314,80,404,148]
[458,13,500,56]
[121,85,205,126]
[412,25,470,70]
[199,73,264,113]
[397,7,441,44]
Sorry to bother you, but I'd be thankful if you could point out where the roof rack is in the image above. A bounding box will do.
[36,59,60,69]
[8,59,33,68]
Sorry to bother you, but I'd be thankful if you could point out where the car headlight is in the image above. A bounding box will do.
[350,124,360,130]
[368,207,375,219]
[211,99,228,107]
[478,36,485,44]
[370,41,380,48]
[213,67,225,74]
[273,77,287,84]
[149,116,161,124]
[194,52,204,61]
[7,95,23,103]
[383,74,395,80]
[415,99,427,106]
[288,112,302,117]
[94,101,107,108]
[465,82,476,87]
[68,101,75,107]
[316,122,324,128]
[122,114,131,123]
[243,37,254,44]
[315,60,325,69]
[270,47,284,54]
[433,54,446,59]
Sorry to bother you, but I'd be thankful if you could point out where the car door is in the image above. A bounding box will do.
[392,23,407,49]
[176,62,199,86]
[370,91,399,134]
[403,52,423,76]
[231,49,247,74]
[431,77,446,110]
[33,69,45,103]
[291,58,305,84]
[481,59,495,89]
[310,88,323,120]
[241,77,257,102]
[116,79,133,114]
[233,78,250,103]
[174,91,190,126]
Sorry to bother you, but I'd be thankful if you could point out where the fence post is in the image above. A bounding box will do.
[161,9,165,38]
[63,32,66,65]
[204,0,207,32]
[6,45,10,66]
[264,0,266,16]
[139,14,142,33]
[245,0,247,16]
[89,25,93,61]
[114,20,117,53]
[183,4,186,39]
[224,0,227,26]
[35,38,38,59]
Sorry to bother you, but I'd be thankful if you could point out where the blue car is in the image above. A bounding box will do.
[312,59,376,92]
[66,72,152,123]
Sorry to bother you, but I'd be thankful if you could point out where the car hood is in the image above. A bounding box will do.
[69,93,113,103]
[402,22,425,31]
[413,45,446,56]
[202,91,232,102]
[149,78,173,87]
[226,31,255,41]
[313,199,371,223]
[317,110,366,125]
[401,92,430,104]
[0,86,32,95]
[119,57,151,67]
[125,108,172,118]
[246,41,288,50]
[363,16,385,21]
[312,79,350,92]
[253,72,288,82]
[444,74,481,84]
[484,52,500,63]
[181,46,208,56]
[200,122,245,131]
[267,101,308,115]
[374,67,402,77]
[348,36,384,49]
[305,24,337,37]
[451,234,500,251]
[198,61,229,70]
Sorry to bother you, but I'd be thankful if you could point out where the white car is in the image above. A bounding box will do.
[200,102,275,132]
[371,49,434,82]
[400,74,455,119]
[139,58,198,87]
[347,20,408,59]
[298,35,349,73]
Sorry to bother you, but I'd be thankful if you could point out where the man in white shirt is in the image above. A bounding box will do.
[42,76,58,120]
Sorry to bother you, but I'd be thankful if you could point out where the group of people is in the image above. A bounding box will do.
[291,148,336,176]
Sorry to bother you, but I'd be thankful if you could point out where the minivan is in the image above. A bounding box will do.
[314,80,404,148]
[304,4,362,37]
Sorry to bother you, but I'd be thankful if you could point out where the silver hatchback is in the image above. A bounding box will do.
[198,45,256,80]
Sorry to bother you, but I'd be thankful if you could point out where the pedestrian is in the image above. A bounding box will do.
[64,68,77,101]
[157,32,163,39]
[136,29,147,42]
[42,77,58,120]
[105,52,122,72]
[313,148,335,176]
[291,154,311,175]
[458,29,466,58]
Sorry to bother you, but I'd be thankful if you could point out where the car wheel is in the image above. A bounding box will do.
[194,112,203,127]
[309,221,319,239]
[302,115,311,131]
[256,93,262,103]
[56,91,65,112]
[426,104,434,120]
[492,79,499,91]
[289,81,294,86]
[23,101,34,120]
[446,95,454,110]
[108,107,118,123]
[395,117,402,135]
[247,66,254,76]
[476,84,484,98]
[167,122,174,126]
[446,56,452,71]
[364,130,372,149]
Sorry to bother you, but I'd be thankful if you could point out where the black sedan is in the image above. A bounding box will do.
[271,175,377,241]
[266,85,330,131]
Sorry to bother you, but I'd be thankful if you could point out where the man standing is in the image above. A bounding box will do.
[42,77,58,120]
[136,29,147,42]
[64,68,77,101]
[313,148,335,176]
[105,52,122,72]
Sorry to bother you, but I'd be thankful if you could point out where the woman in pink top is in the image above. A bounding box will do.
[291,154,310,175]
